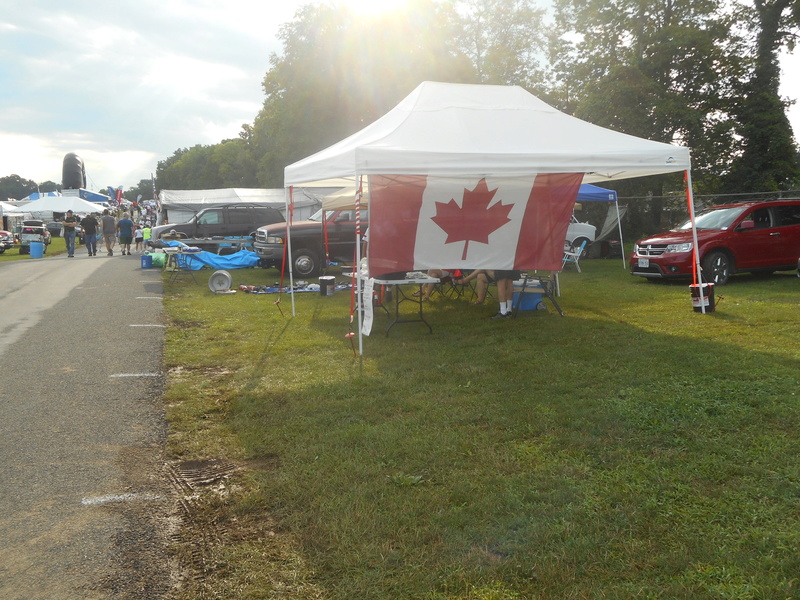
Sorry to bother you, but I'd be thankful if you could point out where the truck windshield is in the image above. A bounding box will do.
[677,206,748,231]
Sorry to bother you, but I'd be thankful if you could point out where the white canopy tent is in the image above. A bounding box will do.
[16,195,106,216]
[284,82,700,346]
[158,188,319,224]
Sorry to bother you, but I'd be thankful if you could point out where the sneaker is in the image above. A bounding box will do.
[93,252,97,256]
[491,311,510,319]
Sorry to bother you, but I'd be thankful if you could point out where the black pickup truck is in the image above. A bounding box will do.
[253,208,367,277]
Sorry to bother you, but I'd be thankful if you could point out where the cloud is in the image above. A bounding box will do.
[0,0,303,190]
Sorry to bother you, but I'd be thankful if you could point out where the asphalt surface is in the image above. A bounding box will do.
[0,249,174,598]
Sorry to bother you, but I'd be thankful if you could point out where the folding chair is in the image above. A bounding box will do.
[431,269,468,299]
[168,252,198,284]
[562,240,587,273]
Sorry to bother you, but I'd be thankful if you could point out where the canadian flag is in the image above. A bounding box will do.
[368,173,583,276]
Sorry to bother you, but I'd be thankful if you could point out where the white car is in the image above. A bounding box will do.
[565,215,596,255]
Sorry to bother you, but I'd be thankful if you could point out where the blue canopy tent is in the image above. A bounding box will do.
[577,183,625,268]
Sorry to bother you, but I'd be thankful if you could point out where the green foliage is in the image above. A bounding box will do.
[251,0,475,187]
[164,263,800,599]
[723,0,800,192]
[552,0,745,188]
[123,178,156,202]
[0,174,40,200]
[149,0,798,199]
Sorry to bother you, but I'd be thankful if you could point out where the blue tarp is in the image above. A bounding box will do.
[577,184,618,202]
[163,240,261,270]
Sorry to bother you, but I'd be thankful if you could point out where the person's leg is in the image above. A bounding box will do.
[474,273,488,303]
[493,278,513,317]
[66,232,75,256]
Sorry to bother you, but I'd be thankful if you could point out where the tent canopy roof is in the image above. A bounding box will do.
[17,195,106,215]
[159,188,289,210]
[285,81,691,186]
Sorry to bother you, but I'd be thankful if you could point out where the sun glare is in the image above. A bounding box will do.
[336,0,409,16]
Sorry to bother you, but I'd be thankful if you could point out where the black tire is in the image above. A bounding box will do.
[702,250,732,285]
[290,248,321,278]
[571,237,591,258]
[62,153,86,190]
[19,246,29,255]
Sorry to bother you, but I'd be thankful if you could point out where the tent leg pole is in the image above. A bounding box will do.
[616,200,625,269]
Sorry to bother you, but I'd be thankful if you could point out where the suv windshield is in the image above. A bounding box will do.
[677,206,748,231]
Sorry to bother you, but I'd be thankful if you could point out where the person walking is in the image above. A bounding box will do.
[62,209,78,257]
[133,224,144,253]
[116,212,134,256]
[142,224,151,249]
[101,209,117,256]
[80,213,99,256]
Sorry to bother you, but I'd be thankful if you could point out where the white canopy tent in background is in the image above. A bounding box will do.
[284,82,699,351]
[158,188,320,224]
[15,195,106,216]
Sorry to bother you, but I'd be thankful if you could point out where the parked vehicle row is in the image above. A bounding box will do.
[254,208,598,278]
[0,229,14,253]
[18,220,52,255]
[630,199,800,285]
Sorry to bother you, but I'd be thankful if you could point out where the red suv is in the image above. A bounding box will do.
[630,199,800,285]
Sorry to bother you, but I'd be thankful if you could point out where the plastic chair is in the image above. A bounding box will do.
[562,240,587,273]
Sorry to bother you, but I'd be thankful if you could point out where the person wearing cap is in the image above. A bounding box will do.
[62,209,78,257]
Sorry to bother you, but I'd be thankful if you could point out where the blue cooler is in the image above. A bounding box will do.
[141,254,153,269]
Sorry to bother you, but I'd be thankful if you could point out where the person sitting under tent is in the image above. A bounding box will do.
[412,269,463,300]
[455,269,492,304]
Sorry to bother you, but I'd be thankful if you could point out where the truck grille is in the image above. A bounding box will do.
[637,244,668,257]
[255,231,267,243]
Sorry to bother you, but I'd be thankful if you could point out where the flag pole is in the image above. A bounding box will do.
[355,175,364,356]
[685,170,704,314]
[287,186,296,316]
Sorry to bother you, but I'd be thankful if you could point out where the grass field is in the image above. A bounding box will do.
[162,260,800,599]
[0,236,66,260]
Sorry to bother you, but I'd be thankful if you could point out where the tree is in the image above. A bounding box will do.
[252,0,472,187]
[551,0,746,233]
[123,179,157,203]
[450,0,549,88]
[723,0,800,191]
[0,174,39,200]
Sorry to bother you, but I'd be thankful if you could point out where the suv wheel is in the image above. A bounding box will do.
[702,250,732,285]
[291,248,321,278]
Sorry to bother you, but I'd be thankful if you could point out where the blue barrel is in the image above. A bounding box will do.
[141,254,153,269]
[30,242,44,258]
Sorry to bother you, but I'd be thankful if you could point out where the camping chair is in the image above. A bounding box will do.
[562,240,587,273]
[431,269,468,299]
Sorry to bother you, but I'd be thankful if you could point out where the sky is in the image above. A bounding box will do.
[1,0,799,194]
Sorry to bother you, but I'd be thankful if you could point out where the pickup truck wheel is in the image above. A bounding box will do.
[702,250,732,285]
[291,248,321,278]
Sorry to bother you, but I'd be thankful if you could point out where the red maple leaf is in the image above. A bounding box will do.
[431,178,513,260]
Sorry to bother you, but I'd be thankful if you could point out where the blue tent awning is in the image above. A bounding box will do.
[577,183,618,202]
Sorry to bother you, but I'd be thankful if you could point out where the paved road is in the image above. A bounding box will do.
[0,252,173,599]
